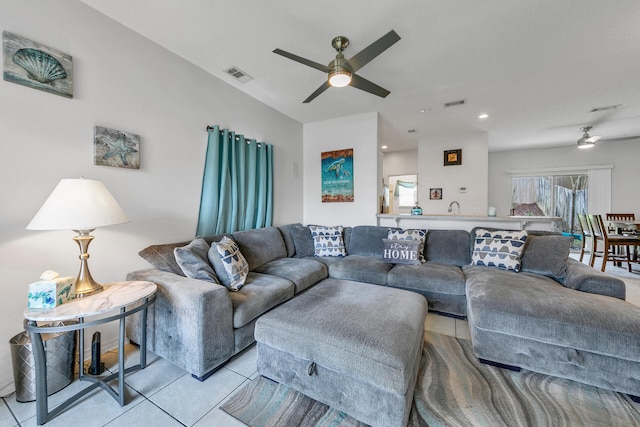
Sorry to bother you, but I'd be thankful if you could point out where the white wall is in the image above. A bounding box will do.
[303,112,379,226]
[417,133,489,215]
[488,139,640,217]
[0,0,302,395]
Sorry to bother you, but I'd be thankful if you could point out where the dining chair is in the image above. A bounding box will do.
[576,213,592,263]
[587,214,640,272]
[606,213,638,262]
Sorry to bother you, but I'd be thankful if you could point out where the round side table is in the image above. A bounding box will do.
[24,281,157,425]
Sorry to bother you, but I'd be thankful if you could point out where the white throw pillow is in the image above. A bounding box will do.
[208,236,249,291]
[471,229,528,272]
[308,225,346,257]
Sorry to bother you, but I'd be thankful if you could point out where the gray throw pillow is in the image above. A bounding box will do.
[289,224,315,257]
[521,235,572,279]
[139,241,189,275]
[382,238,421,265]
[174,238,220,283]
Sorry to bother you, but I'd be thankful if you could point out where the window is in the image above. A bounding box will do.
[511,174,588,233]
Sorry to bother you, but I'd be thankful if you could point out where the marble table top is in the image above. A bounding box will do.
[24,281,157,322]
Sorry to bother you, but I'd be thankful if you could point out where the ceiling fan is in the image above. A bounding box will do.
[273,30,401,103]
[577,126,640,149]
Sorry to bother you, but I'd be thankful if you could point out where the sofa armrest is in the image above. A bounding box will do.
[126,269,235,378]
[561,259,626,300]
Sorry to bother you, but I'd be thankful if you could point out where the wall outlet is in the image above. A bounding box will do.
[473,206,481,214]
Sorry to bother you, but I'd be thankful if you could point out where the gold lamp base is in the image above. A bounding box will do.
[73,230,104,298]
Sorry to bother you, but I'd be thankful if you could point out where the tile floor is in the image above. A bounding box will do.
[2,255,639,426]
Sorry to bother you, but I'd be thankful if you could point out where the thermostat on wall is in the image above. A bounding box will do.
[459,187,467,193]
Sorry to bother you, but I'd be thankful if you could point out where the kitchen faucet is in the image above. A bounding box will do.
[448,200,460,216]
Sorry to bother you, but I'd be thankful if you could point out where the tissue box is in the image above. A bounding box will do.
[28,277,76,309]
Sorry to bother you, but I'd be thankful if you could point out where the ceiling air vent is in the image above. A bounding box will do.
[443,99,466,108]
[223,66,253,83]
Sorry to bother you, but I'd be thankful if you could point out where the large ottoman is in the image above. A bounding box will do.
[255,278,428,427]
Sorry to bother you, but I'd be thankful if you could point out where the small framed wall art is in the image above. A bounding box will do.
[3,31,73,98]
[429,188,443,200]
[444,149,462,166]
[94,126,140,169]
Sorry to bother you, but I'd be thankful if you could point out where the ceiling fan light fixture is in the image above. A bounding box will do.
[577,138,596,149]
[328,68,352,87]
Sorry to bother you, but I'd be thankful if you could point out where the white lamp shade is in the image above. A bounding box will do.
[27,178,130,230]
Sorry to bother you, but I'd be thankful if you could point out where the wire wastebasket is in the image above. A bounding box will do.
[10,321,77,402]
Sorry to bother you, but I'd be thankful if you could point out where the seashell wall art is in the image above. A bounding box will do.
[3,31,73,98]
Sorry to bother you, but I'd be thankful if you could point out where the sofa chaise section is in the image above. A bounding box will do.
[465,263,640,397]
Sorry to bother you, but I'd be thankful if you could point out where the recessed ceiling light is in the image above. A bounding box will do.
[478,113,489,119]
[381,145,388,149]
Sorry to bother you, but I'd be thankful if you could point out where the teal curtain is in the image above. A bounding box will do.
[394,180,415,197]
[196,125,273,235]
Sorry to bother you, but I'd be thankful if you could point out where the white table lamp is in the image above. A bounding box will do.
[27,178,130,297]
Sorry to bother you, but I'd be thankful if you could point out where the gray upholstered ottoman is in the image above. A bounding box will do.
[255,278,427,427]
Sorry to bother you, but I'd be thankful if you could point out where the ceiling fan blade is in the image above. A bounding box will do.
[601,135,640,143]
[303,81,331,103]
[345,30,401,73]
[273,48,330,73]
[350,74,390,98]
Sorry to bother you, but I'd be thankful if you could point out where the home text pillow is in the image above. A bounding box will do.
[521,234,572,279]
[174,238,219,283]
[308,225,346,257]
[208,236,249,291]
[472,229,528,272]
[382,238,421,265]
[387,228,426,262]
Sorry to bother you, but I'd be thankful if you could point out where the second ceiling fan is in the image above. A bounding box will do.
[273,30,401,103]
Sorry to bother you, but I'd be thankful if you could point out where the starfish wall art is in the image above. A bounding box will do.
[94,125,140,169]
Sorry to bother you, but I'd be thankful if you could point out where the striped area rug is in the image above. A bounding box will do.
[221,332,640,426]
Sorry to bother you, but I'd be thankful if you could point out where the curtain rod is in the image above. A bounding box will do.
[206,125,266,146]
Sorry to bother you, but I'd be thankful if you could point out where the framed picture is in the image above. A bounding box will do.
[3,31,73,98]
[321,148,354,203]
[94,126,140,169]
[430,188,443,200]
[444,149,462,166]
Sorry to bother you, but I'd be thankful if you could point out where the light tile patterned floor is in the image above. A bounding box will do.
[2,256,638,426]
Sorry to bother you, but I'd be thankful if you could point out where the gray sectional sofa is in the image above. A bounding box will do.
[126,223,640,401]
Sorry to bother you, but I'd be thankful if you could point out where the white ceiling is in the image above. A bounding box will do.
[81,0,640,152]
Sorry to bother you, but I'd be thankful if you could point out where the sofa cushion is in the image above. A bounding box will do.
[232,227,287,270]
[521,234,572,279]
[347,225,390,256]
[173,238,219,283]
[329,255,392,285]
[471,229,528,272]
[387,262,466,296]
[309,225,346,257]
[228,272,294,328]
[276,224,300,258]
[253,257,328,294]
[209,236,249,291]
[426,230,471,266]
[388,228,426,262]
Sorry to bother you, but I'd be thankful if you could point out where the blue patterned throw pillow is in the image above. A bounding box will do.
[472,229,528,272]
[387,228,427,263]
[208,236,249,291]
[309,225,346,257]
